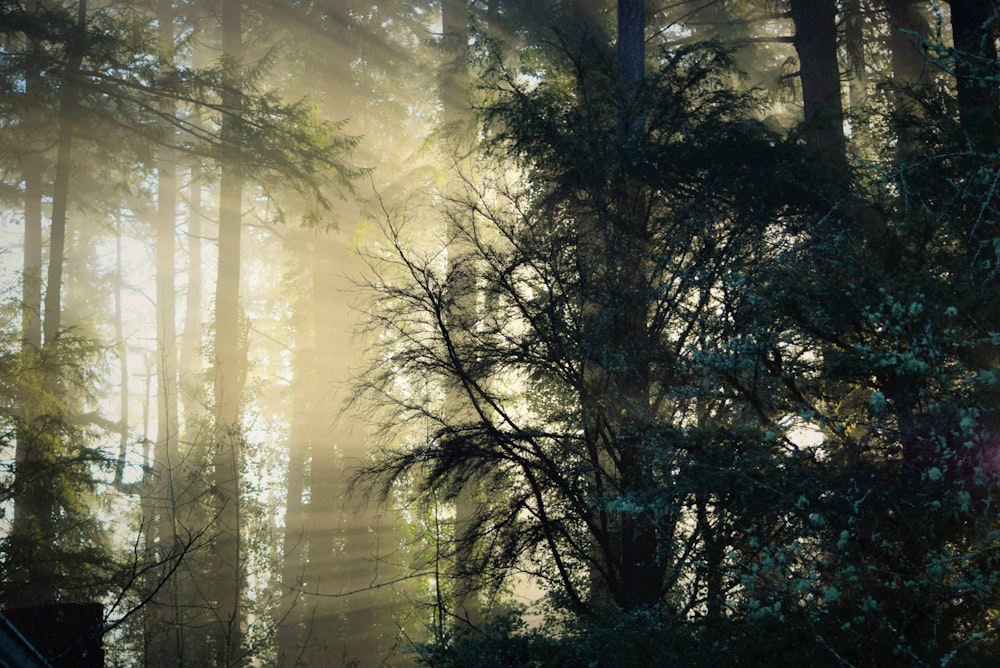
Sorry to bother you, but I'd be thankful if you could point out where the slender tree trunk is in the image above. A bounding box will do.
[613,0,661,611]
[439,0,482,628]
[11,0,45,607]
[887,0,931,162]
[146,1,183,663]
[113,214,130,487]
[211,0,245,663]
[111,213,157,665]
[440,0,470,134]
[843,0,868,112]
[155,10,180,495]
[22,22,43,351]
[179,170,204,438]
[617,0,643,142]
[43,0,86,345]
[696,495,724,621]
[277,260,311,665]
[22,159,42,348]
[279,232,334,667]
[180,9,207,441]
[887,0,929,92]
[161,28,210,667]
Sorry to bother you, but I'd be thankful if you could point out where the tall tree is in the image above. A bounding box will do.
[20,0,43,352]
[209,0,246,663]
[8,0,89,610]
[357,25,801,619]
[276,238,314,666]
[145,0,184,663]
[608,0,662,611]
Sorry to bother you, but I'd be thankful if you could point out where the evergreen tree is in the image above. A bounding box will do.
[357,27,806,624]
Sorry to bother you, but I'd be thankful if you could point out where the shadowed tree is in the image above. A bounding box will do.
[356,25,806,620]
[789,0,846,173]
[948,0,999,152]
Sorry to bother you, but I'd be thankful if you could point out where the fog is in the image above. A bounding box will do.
[5,1,997,666]
[2,1,801,663]
[1,2,447,664]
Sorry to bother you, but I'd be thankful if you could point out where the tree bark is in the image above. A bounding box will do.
[789,0,846,170]
[21,4,43,352]
[277,260,311,665]
[887,0,929,89]
[155,0,180,516]
[10,0,45,609]
[844,0,868,110]
[180,6,208,442]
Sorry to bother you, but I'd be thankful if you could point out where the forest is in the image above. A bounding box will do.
[1,0,999,666]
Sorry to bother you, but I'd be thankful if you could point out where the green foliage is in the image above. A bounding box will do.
[414,608,844,667]
[360,19,1000,667]
[734,45,1000,665]
[360,30,814,624]
[0,299,118,605]
[0,2,361,229]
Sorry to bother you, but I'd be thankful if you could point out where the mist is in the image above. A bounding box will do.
[2,1,1000,666]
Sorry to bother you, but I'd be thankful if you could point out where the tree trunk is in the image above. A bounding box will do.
[886,0,931,162]
[154,0,180,522]
[21,156,42,348]
[789,0,846,170]
[145,0,184,663]
[617,0,643,143]
[887,0,929,91]
[43,0,86,345]
[279,232,344,667]
[210,0,245,663]
[843,0,868,111]
[277,257,311,665]
[440,0,483,628]
[179,168,205,446]
[21,23,43,352]
[613,0,661,611]
[949,0,1000,152]
[180,7,208,443]
[11,0,45,608]
[696,495,725,622]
